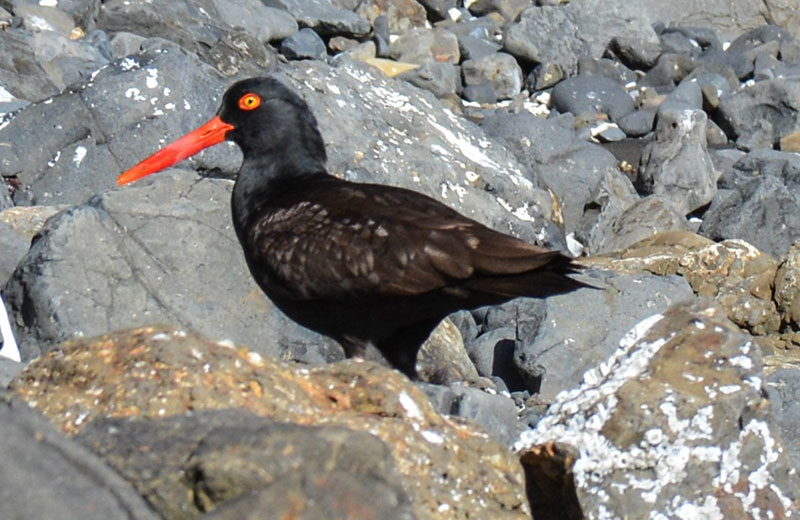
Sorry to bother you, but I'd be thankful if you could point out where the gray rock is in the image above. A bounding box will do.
[109,31,148,58]
[700,150,800,258]
[0,221,28,287]
[480,110,630,236]
[765,366,800,470]
[683,63,739,106]
[659,30,704,57]
[281,27,327,61]
[205,27,279,78]
[15,4,77,37]
[717,78,800,150]
[448,309,479,344]
[638,109,718,215]
[398,62,460,99]
[699,47,756,80]
[0,43,231,207]
[77,409,412,520]
[577,57,637,86]
[503,0,660,76]
[461,52,522,101]
[636,0,791,42]
[617,109,655,137]
[658,78,703,113]
[458,34,502,61]
[419,382,522,445]
[552,74,635,122]
[0,391,159,519]
[638,53,697,87]
[0,28,107,101]
[0,358,23,388]
[464,326,516,380]
[584,195,691,254]
[416,0,455,20]
[264,0,370,36]
[209,0,298,42]
[467,0,529,21]
[3,172,341,363]
[462,83,496,104]
[526,62,564,91]
[389,26,460,65]
[517,299,800,519]
[513,271,694,400]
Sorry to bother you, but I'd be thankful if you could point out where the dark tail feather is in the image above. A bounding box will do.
[464,253,597,298]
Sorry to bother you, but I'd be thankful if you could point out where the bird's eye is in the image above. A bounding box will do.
[238,93,261,111]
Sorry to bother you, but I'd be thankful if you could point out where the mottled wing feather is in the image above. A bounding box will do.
[247,181,570,301]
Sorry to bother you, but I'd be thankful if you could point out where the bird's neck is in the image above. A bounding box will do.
[231,154,328,237]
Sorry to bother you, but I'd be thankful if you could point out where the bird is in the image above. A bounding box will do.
[118,76,590,379]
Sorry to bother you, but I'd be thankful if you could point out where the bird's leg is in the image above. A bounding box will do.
[378,318,442,380]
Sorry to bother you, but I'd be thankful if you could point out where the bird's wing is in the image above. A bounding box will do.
[246,181,567,301]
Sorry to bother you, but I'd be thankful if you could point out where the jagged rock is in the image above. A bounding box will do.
[517,299,800,519]
[0,390,159,520]
[461,53,523,101]
[700,149,800,259]
[717,79,800,150]
[587,231,781,335]
[503,0,660,76]
[79,410,415,519]
[12,326,531,519]
[511,269,694,401]
[637,108,718,215]
[3,172,339,363]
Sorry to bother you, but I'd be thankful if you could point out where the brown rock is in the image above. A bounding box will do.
[775,240,800,327]
[587,231,781,334]
[356,0,427,34]
[11,326,529,520]
[781,128,800,153]
[78,410,414,519]
[0,205,66,240]
[516,299,800,518]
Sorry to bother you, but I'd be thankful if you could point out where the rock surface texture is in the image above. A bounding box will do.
[1,0,800,517]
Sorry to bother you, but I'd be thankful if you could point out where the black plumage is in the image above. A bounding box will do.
[119,77,590,378]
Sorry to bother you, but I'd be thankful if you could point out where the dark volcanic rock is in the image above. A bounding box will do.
[3,172,339,362]
[503,1,660,76]
[389,26,460,65]
[513,270,694,400]
[98,0,298,52]
[637,108,718,215]
[461,53,523,101]
[0,221,28,287]
[420,382,522,445]
[397,62,460,99]
[0,28,108,101]
[717,79,800,150]
[0,42,231,207]
[78,410,413,520]
[265,0,370,36]
[551,74,636,121]
[516,299,800,518]
[480,110,635,239]
[0,391,159,520]
[702,149,800,258]
[280,27,328,61]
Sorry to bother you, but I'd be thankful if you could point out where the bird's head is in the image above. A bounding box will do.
[117,76,325,185]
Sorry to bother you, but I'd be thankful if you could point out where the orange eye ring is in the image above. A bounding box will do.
[238,93,261,111]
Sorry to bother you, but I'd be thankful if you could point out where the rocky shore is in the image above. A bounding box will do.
[1,0,800,518]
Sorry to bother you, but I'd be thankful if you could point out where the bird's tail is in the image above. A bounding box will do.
[463,253,595,299]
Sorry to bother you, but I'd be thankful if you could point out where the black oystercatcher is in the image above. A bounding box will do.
[118,77,589,378]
